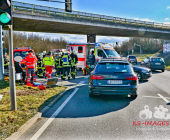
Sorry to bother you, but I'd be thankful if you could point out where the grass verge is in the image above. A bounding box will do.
[0,80,66,140]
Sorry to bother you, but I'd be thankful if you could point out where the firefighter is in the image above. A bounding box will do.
[4,53,9,69]
[43,51,55,79]
[55,52,63,79]
[37,53,44,78]
[62,51,72,80]
[70,50,78,79]
[24,50,37,85]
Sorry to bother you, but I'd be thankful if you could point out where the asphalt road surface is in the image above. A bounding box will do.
[18,69,170,140]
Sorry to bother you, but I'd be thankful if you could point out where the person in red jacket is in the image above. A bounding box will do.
[24,50,37,85]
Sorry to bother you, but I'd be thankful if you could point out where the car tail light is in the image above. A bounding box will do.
[91,75,104,80]
[126,76,137,80]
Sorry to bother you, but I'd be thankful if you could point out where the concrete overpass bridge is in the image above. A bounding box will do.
[9,1,170,40]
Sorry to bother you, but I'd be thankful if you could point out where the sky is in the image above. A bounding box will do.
[14,0,170,44]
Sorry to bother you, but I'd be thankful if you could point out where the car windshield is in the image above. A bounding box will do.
[104,49,120,58]
[95,62,132,73]
[14,51,29,59]
[129,56,136,59]
[151,58,164,62]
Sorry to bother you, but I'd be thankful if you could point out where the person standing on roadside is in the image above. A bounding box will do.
[89,50,96,72]
[62,51,72,80]
[43,51,55,79]
[70,50,78,79]
[24,50,37,85]
[55,52,63,79]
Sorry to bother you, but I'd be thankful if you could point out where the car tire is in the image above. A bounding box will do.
[131,94,138,99]
[89,90,95,98]
[136,72,142,81]
[162,70,165,72]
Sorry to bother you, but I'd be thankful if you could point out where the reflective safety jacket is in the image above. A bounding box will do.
[43,55,55,67]
[3,56,9,66]
[55,57,63,68]
[62,55,71,67]
[24,53,37,68]
[70,53,78,66]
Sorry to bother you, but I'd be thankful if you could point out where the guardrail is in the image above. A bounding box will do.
[13,1,170,29]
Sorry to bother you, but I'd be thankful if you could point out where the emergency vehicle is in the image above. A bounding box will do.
[13,47,35,69]
[67,42,121,69]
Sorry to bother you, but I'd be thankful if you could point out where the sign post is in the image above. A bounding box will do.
[9,25,17,111]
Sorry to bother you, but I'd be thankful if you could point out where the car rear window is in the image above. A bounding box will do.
[129,56,136,58]
[151,58,164,62]
[95,62,133,73]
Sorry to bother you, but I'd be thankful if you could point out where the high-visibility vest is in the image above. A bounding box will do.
[24,53,37,68]
[62,55,71,67]
[43,55,54,66]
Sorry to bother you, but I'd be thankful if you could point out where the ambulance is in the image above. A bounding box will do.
[67,42,121,70]
[13,47,35,70]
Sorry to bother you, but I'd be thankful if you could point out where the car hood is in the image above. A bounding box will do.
[132,65,150,71]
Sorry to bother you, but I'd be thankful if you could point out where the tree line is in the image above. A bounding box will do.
[115,38,163,56]
[3,32,68,53]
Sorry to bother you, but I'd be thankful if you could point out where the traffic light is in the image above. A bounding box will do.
[87,34,96,43]
[0,0,12,25]
[65,0,72,12]
[116,42,118,45]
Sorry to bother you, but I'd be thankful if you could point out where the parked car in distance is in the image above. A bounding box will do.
[88,58,138,99]
[148,57,165,72]
[141,57,150,67]
[127,55,137,64]
[130,64,152,81]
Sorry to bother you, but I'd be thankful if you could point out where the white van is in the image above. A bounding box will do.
[67,42,121,69]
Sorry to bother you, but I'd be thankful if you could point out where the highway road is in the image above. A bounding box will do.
[18,70,170,140]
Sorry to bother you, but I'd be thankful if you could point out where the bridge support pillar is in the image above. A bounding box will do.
[87,34,96,43]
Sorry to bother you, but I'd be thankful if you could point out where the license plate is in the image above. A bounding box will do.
[107,80,122,84]
[155,63,160,65]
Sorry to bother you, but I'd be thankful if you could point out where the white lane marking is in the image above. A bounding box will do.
[30,88,79,140]
[158,94,170,103]
[84,76,89,79]
[79,81,85,85]
[143,96,161,99]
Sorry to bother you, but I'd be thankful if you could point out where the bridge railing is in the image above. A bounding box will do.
[13,1,170,29]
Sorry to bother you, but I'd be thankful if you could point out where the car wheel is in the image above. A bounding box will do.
[162,70,165,72]
[130,94,138,99]
[89,90,95,98]
[136,72,142,81]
